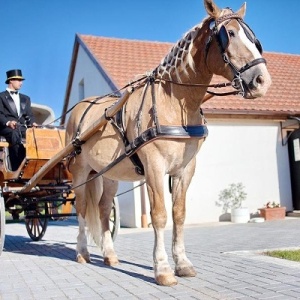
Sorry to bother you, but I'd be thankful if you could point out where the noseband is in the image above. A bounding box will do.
[206,12,267,97]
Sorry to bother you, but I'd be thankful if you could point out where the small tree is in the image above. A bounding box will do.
[215,183,247,213]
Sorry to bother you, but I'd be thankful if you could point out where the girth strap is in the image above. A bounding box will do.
[159,125,208,137]
[125,124,208,155]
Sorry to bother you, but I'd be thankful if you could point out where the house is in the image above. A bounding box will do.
[61,33,300,227]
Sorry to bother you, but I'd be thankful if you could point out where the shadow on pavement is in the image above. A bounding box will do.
[3,232,156,284]
[3,234,76,260]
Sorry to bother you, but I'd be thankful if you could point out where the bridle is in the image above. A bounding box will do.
[206,11,267,97]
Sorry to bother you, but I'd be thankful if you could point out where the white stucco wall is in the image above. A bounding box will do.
[67,45,115,113]
[116,181,142,228]
[185,119,292,224]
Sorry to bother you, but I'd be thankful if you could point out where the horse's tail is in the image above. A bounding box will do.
[85,176,103,248]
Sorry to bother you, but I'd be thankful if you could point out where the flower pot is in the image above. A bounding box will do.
[259,207,286,221]
[231,207,250,223]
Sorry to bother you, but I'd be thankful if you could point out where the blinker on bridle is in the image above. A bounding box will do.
[206,12,266,97]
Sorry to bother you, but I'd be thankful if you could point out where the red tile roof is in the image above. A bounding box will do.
[78,34,300,117]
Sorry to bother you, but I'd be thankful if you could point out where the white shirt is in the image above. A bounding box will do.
[6,88,20,116]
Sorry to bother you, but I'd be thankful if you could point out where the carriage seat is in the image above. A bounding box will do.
[0,127,71,181]
[0,138,9,148]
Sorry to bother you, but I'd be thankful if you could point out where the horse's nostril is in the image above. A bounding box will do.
[250,75,264,89]
[256,75,264,85]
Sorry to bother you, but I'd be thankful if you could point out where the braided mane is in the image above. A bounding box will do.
[155,17,209,82]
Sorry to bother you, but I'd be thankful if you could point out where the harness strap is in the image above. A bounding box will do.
[71,76,209,178]
[110,77,208,176]
[73,152,128,190]
[206,90,239,97]
[115,109,145,175]
[125,125,208,155]
[215,13,241,26]
[137,80,150,135]
[71,124,208,189]
[151,77,160,133]
[239,58,267,74]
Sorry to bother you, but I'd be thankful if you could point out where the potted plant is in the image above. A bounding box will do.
[216,183,249,223]
[259,202,286,221]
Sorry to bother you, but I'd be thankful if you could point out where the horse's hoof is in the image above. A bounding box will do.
[104,256,119,266]
[76,254,91,264]
[175,266,197,277]
[156,274,178,286]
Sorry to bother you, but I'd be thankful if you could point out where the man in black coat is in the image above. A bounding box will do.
[0,69,37,171]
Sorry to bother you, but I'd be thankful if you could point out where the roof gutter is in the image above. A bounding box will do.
[203,108,300,121]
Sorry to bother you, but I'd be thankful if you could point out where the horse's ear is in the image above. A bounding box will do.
[204,0,221,18]
[236,2,246,19]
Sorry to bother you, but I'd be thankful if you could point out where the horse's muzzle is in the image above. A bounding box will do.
[238,68,272,99]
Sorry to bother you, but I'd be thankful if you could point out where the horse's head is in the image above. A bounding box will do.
[204,0,271,99]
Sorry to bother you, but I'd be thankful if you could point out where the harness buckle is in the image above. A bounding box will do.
[232,74,245,97]
[104,108,112,121]
[222,53,229,64]
[72,137,85,155]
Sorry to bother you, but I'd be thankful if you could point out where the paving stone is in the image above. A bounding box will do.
[2,218,300,299]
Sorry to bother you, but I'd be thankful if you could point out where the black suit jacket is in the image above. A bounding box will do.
[0,90,35,130]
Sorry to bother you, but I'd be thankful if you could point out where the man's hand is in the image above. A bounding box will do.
[7,120,17,129]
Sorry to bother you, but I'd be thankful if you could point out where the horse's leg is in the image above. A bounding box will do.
[172,160,197,277]
[146,170,178,286]
[75,184,91,263]
[71,165,92,264]
[99,177,119,266]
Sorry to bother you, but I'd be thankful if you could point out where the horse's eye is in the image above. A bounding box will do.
[228,30,235,37]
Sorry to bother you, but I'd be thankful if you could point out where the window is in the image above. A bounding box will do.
[78,78,84,101]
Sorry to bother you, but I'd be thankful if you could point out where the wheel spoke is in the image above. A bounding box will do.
[25,202,48,241]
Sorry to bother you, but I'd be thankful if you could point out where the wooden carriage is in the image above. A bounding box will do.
[0,126,119,253]
[0,127,71,182]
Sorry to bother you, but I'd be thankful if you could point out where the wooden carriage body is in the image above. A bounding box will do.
[0,127,75,243]
[0,127,72,185]
[0,125,119,247]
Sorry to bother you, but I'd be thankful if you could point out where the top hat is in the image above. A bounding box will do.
[5,69,25,84]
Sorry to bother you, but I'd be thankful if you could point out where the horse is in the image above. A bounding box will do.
[65,0,271,286]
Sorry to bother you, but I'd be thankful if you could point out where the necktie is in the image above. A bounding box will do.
[10,91,18,95]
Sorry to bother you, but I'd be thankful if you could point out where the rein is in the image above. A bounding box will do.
[158,78,239,97]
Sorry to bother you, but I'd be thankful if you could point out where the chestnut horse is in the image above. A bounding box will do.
[66,0,271,286]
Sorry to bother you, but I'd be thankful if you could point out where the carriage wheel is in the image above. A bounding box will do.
[25,201,49,241]
[0,195,5,255]
[110,197,120,241]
